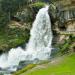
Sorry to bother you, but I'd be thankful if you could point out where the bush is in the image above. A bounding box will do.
[30,2,46,14]
[15,8,33,23]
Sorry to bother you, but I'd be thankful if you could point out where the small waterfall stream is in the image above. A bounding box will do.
[0,6,53,74]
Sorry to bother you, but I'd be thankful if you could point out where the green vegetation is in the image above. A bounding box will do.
[30,2,46,13]
[55,35,75,55]
[58,38,71,54]
[13,64,36,75]
[0,0,31,52]
[0,11,9,28]
[31,2,46,8]
[0,1,47,52]
[0,21,30,52]
[0,0,29,27]
[16,53,75,75]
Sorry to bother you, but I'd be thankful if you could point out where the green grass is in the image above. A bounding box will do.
[13,64,36,75]
[19,54,75,75]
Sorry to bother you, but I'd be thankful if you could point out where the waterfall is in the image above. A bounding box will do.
[0,6,53,71]
[26,6,53,60]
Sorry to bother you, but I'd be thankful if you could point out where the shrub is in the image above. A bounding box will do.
[30,2,46,14]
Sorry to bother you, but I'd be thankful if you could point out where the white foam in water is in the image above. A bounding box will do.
[0,6,53,70]
[0,53,8,68]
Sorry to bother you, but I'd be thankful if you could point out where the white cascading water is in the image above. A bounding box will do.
[0,6,52,71]
[26,5,53,60]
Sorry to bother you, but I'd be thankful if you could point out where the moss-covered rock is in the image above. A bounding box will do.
[30,2,46,14]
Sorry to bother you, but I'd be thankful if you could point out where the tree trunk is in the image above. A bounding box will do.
[8,12,11,21]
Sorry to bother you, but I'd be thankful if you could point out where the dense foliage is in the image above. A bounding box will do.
[0,11,9,27]
[0,0,29,27]
[30,2,46,14]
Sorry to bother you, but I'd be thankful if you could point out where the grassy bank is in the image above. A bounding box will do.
[13,64,36,75]
[16,53,75,75]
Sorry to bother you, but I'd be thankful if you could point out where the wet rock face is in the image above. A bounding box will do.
[52,1,75,34]
[53,0,75,24]
[42,0,75,46]
[58,10,75,24]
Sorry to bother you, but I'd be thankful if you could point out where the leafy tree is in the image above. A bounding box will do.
[0,0,29,27]
[1,0,18,21]
[1,0,29,21]
[0,11,9,27]
[15,0,29,11]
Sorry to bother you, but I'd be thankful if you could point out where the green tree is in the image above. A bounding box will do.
[0,11,8,27]
[0,0,29,27]
[15,0,29,10]
[1,0,29,21]
[1,0,18,21]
